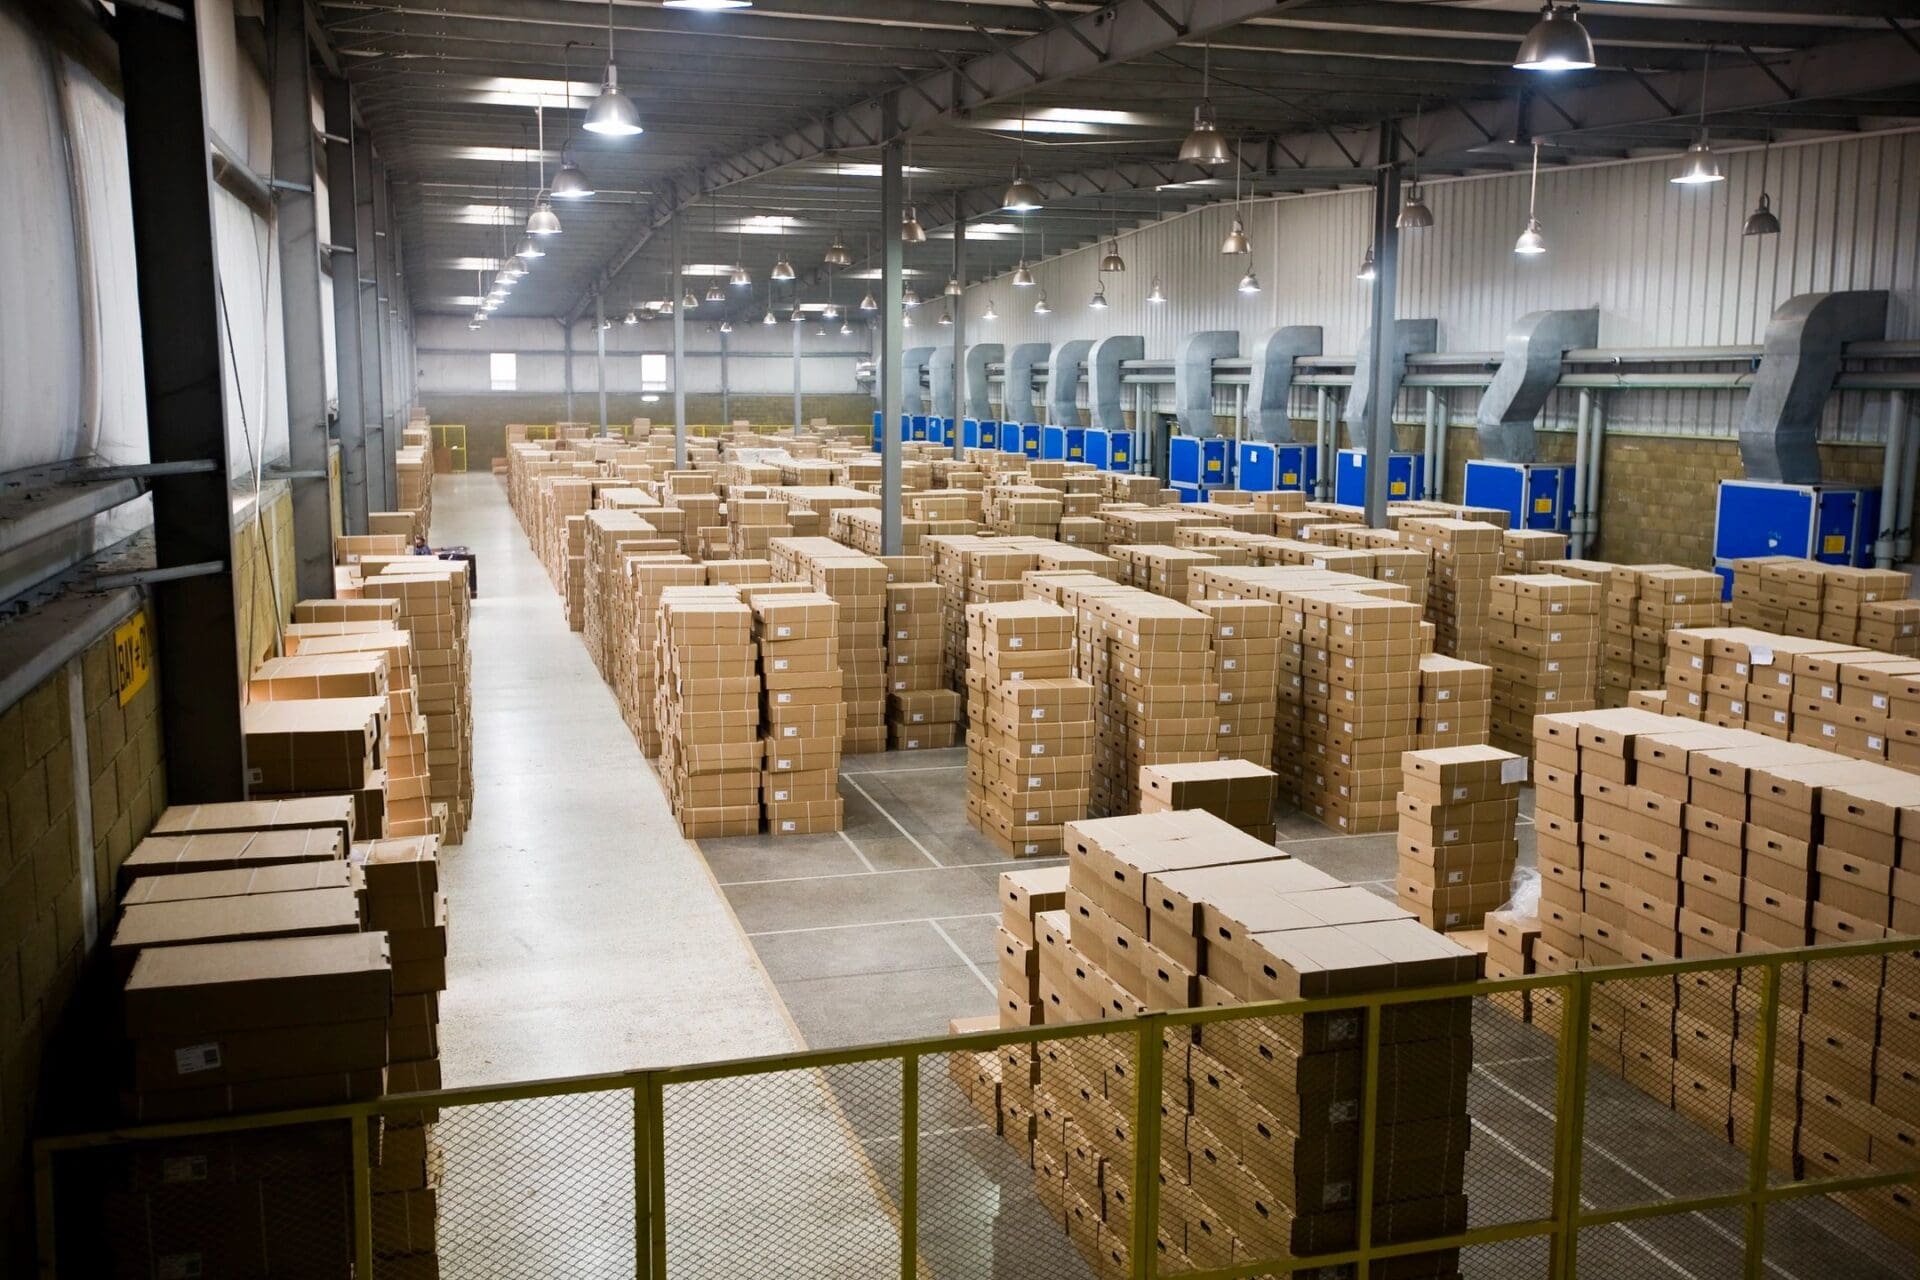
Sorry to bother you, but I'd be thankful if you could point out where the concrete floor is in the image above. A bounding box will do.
[429,473,1914,1280]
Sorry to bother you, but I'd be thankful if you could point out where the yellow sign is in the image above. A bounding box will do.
[1390,480,1407,496]
[113,612,153,707]
[1535,496,1554,514]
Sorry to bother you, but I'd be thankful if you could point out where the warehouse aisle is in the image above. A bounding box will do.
[427,473,800,1082]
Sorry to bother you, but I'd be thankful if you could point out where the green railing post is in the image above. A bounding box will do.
[1355,1003,1383,1280]
[1743,960,1783,1280]
[902,1053,920,1280]
[1132,1017,1164,1280]
[647,1076,668,1279]
[350,1113,373,1279]
[634,1084,652,1280]
[1550,976,1593,1280]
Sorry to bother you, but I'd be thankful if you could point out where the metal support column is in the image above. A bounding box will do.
[351,133,388,511]
[563,320,576,424]
[720,326,731,427]
[951,217,966,459]
[596,294,609,437]
[1362,152,1402,529]
[269,0,333,600]
[792,309,803,435]
[370,161,399,509]
[118,0,248,801]
[672,263,688,468]
[879,98,905,556]
[320,76,368,534]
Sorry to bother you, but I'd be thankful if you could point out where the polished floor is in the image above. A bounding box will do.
[430,472,1912,1280]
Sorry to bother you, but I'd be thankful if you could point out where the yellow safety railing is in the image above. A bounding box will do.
[33,936,1920,1279]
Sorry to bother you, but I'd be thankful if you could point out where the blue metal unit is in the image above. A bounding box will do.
[1170,436,1234,491]
[1017,423,1043,458]
[1107,430,1132,471]
[1084,428,1110,470]
[1172,484,1207,504]
[1042,425,1087,462]
[963,419,997,450]
[1335,449,1425,507]
[1238,442,1318,493]
[871,411,915,450]
[1712,480,1883,598]
[909,415,930,442]
[1463,460,1577,532]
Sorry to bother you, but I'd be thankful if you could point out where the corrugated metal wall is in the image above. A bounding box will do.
[962,130,1920,444]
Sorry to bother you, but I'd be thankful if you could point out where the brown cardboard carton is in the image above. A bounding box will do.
[124,933,392,1038]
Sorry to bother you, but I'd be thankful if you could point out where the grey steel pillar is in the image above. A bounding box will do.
[673,262,688,468]
[269,0,333,599]
[596,294,609,436]
[951,217,966,459]
[351,132,388,512]
[1362,157,1401,530]
[120,0,248,800]
[320,76,368,535]
[720,325,731,426]
[792,308,803,435]
[370,159,399,509]
[879,99,905,556]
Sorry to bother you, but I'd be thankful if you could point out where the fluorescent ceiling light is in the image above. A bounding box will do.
[467,77,601,110]
[431,204,519,224]
[664,0,751,7]
[439,257,506,271]
[844,268,925,279]
[674,264,739,277]
[832,163,932,178]
[970,108,1166,135]
[446,146,558,163]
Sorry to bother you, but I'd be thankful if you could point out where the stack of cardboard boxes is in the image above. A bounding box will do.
[1101,595,1220,816]
[1488,573,1601,755]
[626,557,703,755]
[996,866,1069,1028]
[1729,558,1919,654]
[1415,655,1493,748]
[1395,745,1527,931]
[1302,596,1428,834]
[885,573,961,749]
[1139,759,1278,843]
[753,591,846,834]
[775,538,891,755]
[1197,598,1284,770]
[1404,517,1501,662]
[656,592,762,836]
[1598,564,1723,707]
[364,561,473,844]
[964,601,1096,857]
[241,695,388,839]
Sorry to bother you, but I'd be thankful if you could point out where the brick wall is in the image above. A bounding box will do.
[1,603,166,1273]
[417,392,880,463]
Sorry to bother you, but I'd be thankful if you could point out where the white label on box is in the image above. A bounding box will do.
[776,757,792,769]
[1222,657,1239,670]
[1689,655,1705,669]
[911,712,926,723]
[1219,690,1235,703]
[1546,660,1561,673]
[775,692,793,703]
[1031,708,1045,719]
[1219,722,1234,734]
[782,726,800,738]
[1549,601,1565,613]
[780,820,797,832]
[1450,785,1470,801]
[1771,710,1788,725]
[1731,661,1748,676]
[773,789,791,802]
[1220,624,1236,637]
[1328,1100,1359,1124]
[1822,723,1837,737]
[1437,689,1452,701]
[1870,735,1885,750]
[1028,777,1043,790]
[775,625,793,638]
[1500,757,1530,786]
[1025,810,1041,822]
[161,1156,208,1185]
[1030,744,1044,755]
[1874,693,1889,710]
[1435,719,1452,733]
[1446,869,1465,884]
[773,658,791,670]
[1549,630,1563,643]
[246,767,263,785]
[1023,842,1041,855]
[176,1043,221,1075]
[1008,636,1024,649]
[1752,646,1774,666]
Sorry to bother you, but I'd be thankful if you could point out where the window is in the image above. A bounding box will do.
[640,352,668,391]
[489,352,517,391]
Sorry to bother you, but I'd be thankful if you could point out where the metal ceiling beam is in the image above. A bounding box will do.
[565,0,1293,321]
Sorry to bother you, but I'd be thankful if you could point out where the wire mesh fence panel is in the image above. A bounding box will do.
[918,1045,1095,1280]
[1767,1190,1919,1280]
[420,1089,633,1279]
[1578,967,1752,1213]
[1574,1206,1748,1277]
[1455,1233,1554,1279]
[48,1119,359,1280]
[1461,990,1560,1232]
[659,1061,902,1279]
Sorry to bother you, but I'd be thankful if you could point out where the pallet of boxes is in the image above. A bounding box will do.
[753,590,846,834]
[1396,745,1528,932]
[885,565,962,750]
[982,810,1479,1277]
[656,590,763,836]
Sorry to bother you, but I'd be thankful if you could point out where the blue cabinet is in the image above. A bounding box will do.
[1239,442,1317,493]
[963,419,997,449]
[1041,425,1087,462]
[1335,449,1424,507]
[1170,436,1234,491]
[1463,460,1577,532]
[1712,480,1882,598]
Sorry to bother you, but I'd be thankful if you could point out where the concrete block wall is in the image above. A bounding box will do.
[232,485,299,676]
[417,392,879,464]
[1,603,166,1273]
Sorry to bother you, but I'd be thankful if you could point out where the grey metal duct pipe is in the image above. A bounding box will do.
[1004,343,1049,426]
[1739,291,1889,484]
[1049,339,1095,428]
[1176,331,1239,439]
[1343,319,1436,449]
[1475,308,1600,462]
[900,346,935,416]
[964,343,1003,422]
[929,345,957,422]
[1090,335,1144,433]
[1248,326,1323,443]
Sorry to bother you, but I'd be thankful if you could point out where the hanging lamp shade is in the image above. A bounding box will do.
[682,287,700,307]
[1237,269,1261,295]
[517,237,545,260]
[1671,133,1725,185]
[824,238,852,268]
[1100,241,1126,273]
[840,320,854,335]
[584,64,643,135]
[1396,187,1434,229]
[982,297,999,320]
[902,287,922,308]
[937,310,952,326]
[1743,192,1781,237]
[719,319,733,333]
[1178,103,1232,165]
[504,255,529,279]
[771,257,796,281]
[1012,261,1035,287]
[1356,247,1376,282]
[1003,174,1045,213]
[823,302,840,320]
[622,308,639,325]
[468,315,483,329]
[1220,218,1251,255]
[705,283,727,303]
[1088,283,1108,311]
[901,207,927,242]
[791,309,804,323]
[1514,2,1595,72]
[1147,277,1167,304]
[526,197,562,236]
[763,310,777,325]
[730,263,752,286]
[551,153,594,199]
[945,276,964,297]
[859,290,878,311]
[1514,217,1548,255]
[1033,293,1051,316]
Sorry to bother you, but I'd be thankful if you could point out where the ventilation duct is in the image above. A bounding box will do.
[964,343,1004,421]
[929,346,956,422]
[1344,319,1436,449]
[1089,335,1144,432]
[1738,291,1888,484]
[899,347,935,415]
[1049,340,1095,428]
[1472,308,1599,461]
[1176,331,1239,439]
[1248,326,1323,443]
[1004,343,1050,426]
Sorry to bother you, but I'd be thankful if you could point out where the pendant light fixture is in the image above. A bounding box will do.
[1744,138,1781,237]
[823,164,853,268]
[902,286,921,308]
[983,296,999,321]
[841,320,854,336]
[584,0,643,135]
[1012,263,1035,287]
[1179,39,1232,165]
[1147,277,1168,304]
[525,106,563,236]
[551,44,595,197]
[902,146,927,242]
[623,306,639,325]
[791,308,804,324]
[1089,279,1109,311]
[1220,137,1251,256]
[719,319,733,333]
[1100,209,1127,275]
[763,308,777,325]
[1033,291,1051,316]
[468,315,483,330]
[1356,247,1376,282]
[1515,140,1548,255]
[517,236,544,261]
[705,282,727,303]
[682,284,700,308]
[730,263,752,286]
[772,255,796,281]
[1671,50,1724,185]
[730,211,752,286]
[1237,268,1261,295]
[1514,2,1595,73]
[938,310,953,326]
[1003,98,1045,212]
[945,275,964,298]
[1397,101,1434,229]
